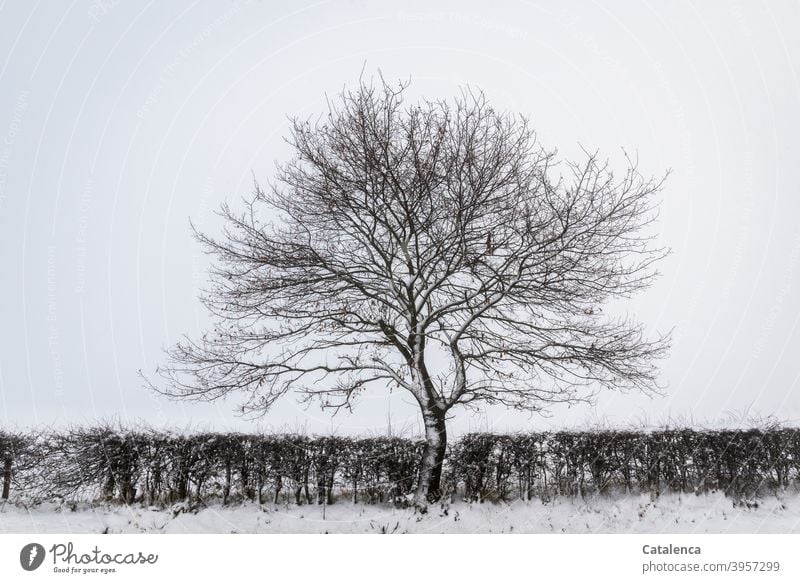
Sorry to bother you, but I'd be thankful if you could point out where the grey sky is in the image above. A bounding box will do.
[1,0,799,436]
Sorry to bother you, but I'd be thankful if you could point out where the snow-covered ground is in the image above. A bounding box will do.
[3,493,800,534]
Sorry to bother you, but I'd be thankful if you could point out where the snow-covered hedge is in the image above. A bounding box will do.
[0,426,423,506]
[2,427,798,505]
[448,429,800,501]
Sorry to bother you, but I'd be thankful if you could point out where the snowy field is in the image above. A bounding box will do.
[2,493,800,534]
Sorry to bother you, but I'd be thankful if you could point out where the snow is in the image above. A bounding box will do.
[2,492,800,533]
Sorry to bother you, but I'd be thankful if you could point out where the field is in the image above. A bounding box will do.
[4,426,800,534]
[2,492,799,534]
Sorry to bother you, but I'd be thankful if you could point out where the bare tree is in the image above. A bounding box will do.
[149,77,670,508]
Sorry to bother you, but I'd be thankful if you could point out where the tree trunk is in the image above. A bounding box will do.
[273,475,282,504]
[303,469,311,504]
[103,469,116,501]
[327,473,335,506]
[177,473,188,501]
[2,457,12,500]
[413,406,447,509]
[223,461,231,505]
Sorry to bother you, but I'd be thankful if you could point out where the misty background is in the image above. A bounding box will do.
[1,0,799,436]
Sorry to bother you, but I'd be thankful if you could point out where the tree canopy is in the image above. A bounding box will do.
[151,77,670,504]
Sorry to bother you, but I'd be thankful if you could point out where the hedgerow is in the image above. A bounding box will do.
[1,426,798,506]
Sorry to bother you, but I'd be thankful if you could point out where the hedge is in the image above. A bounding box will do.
[1,426,798,505]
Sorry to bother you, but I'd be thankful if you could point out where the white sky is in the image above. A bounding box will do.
[1,0,799,436]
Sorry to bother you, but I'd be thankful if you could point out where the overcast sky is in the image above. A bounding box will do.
[1,0,799,436]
